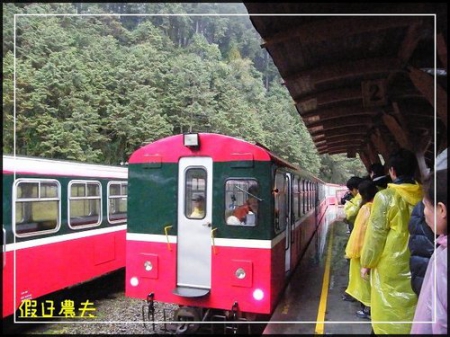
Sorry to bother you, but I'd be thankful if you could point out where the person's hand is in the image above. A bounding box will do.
[360,267,370,279]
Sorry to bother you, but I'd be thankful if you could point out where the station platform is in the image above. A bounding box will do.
[263,206,373,335]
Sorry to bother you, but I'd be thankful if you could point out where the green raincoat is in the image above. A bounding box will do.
[360,182,423,334]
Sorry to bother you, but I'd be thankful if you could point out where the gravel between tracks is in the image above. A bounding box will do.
[5,269,178,335]
[21,291,178,335]
[5,269,265,335]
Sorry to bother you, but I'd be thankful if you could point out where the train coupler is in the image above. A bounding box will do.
[142,292,156,331]
[225,302,252,334]
[225,301,240,334]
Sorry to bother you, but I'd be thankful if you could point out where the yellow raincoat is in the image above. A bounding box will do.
[344,202,372,306]
[343,193,362,224]
[360,182,423,334]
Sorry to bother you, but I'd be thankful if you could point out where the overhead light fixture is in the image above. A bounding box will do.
[183,133,200,148]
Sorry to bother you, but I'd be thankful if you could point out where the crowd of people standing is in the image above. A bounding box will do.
[340,147,447,335]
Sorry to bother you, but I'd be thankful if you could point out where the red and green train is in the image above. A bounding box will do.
[2,155,128,319]
[125,133,331,331]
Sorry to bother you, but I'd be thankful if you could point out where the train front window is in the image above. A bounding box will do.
[185,168,206,219]
[69,181,102,228]
[14,179,60,236]
[225,179,259,227]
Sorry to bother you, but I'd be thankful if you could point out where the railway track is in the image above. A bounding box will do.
[3,269,266,335]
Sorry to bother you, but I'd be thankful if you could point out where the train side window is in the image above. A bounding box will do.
[305,181,309,211]
[185,168,207,219]
[225,179,259,227]
[68,180,102,228]
[14,179,60,237]
[293,176,300,221]
[108,181,128,223]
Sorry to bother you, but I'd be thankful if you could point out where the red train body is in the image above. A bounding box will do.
[125,133,330,328]
[2,155,127,318]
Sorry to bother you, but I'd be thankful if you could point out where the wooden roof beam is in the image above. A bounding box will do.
[381,112,412,151]
[313,128,369,138]
[397,20,428,63]
[283,57,402,86]
[365,142,380,165]
[306,116,373,130]
[408,66,447,128]
[261,16,423,47]
[294,87,363,109]
[370,128,391,162]
[319,142,364,153]
[359,152,371,170]
[437,33,447,71]
[321,134,367,144]
[298,106,377,125]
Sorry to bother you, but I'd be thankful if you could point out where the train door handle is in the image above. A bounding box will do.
[203,222,211,227]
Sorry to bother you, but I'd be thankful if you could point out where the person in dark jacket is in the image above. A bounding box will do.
[408,147,447,295]
[368,162,390,190]
[408,201,436,295]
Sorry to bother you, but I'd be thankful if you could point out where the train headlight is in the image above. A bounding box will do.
[253,289,264,301]
[235,268,246,279]
[144,261,153,271]
[130,277,139,287]
[183,133,199,148]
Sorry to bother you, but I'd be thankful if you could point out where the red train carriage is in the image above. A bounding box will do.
[2,155,128,318]
[324,183,347,206]
[125,133,329,329]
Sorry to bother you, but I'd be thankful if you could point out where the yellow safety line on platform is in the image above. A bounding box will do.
[315,224,335,335]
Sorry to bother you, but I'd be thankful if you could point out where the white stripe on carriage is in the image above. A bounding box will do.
[3,155,127,179]
[126,231,286,249]
[4,224,126,252]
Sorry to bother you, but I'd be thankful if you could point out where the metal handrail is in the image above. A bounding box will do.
[164,225,173,251]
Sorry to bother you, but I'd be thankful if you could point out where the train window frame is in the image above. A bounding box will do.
[293,176,300,221]
[224,179,259,227]
[273,171,287,234]
[107,181,128,224]
[302,179,308,214]
[68,180,102,229]
[13,178,61,237]
[184,167,207,220]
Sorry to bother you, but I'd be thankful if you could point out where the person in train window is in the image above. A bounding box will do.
[360,148,423,335]
[343,176,364,234]
[190,194,205,218]
[344,180,378,320]
[411,169,447,335]
[229,185,258,225]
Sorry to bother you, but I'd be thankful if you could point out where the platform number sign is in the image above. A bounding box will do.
[362,79,387,107]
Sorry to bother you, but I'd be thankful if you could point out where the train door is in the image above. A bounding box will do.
[284,174,292,273]
[175,157,213,296]
[274,171,291,274]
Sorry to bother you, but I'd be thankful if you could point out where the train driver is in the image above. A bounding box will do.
[227,185,259,226]
[190,194,205,218]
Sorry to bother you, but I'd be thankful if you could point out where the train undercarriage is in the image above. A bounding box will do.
[141,293,267,334]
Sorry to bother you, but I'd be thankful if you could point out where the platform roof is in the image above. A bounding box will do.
[243,3,447,175]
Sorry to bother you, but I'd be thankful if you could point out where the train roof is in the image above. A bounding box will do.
[243,3,447,175]
[128,133,321,182]
[2,155,127,179]
[129,133,318,179]
[130,133,273,163]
